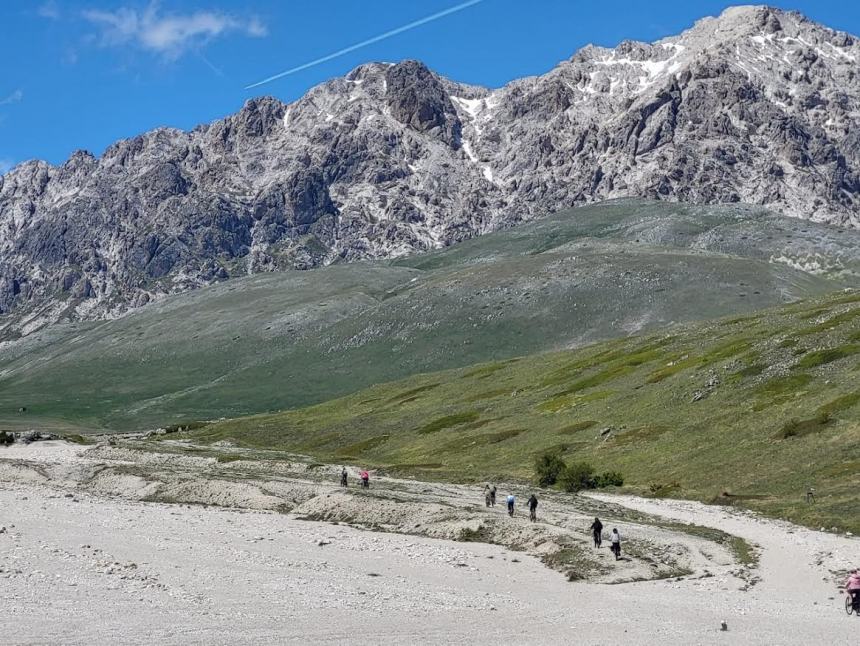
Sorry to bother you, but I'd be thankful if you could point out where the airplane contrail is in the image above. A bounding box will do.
[245,0,483,90]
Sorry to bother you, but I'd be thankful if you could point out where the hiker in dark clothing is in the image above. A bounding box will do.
[590,517,603,548]
[484,485,492,507]
[340,468,348,487]
[527,494,538,522]
[490,485,497,507]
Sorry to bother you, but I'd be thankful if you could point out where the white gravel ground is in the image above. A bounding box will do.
[1,443,857,645]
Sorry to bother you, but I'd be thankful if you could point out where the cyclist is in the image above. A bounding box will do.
[527,494,538,522]
[845,568,860,612]
[590,517,603,548]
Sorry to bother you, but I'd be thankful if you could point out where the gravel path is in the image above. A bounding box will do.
[1,443,857,644]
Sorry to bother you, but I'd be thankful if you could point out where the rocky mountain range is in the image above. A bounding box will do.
[1,5,859,330]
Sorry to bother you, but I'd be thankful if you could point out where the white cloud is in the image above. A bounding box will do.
[0,89,23,106]
[82,2,267,60]
[38,1,61,20]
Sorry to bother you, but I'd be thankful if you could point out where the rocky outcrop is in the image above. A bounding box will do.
[1,6,859,329]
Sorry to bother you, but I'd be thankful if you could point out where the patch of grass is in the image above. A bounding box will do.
[442,429,525,451]
[795,306,860,335]
[460,418,499,431]
[753,373,813,397]
[462,363,508,379]
[416,411,480,435]
[648,481,682,497]
[385,462,444,471]
[538,390,612,413]
[660,522,758,567]
[463,388,513,403]
[646,339,751,383]
[728,536,758,567]
[541,545,595,580]
[387,383,441,403]
[215,454,246,463]
[729,362,766,381]
[557,420,598,434]
[611,425,670,446]
[778,412,833,439]
[793,343,860,369]
[61,433,93,445]
[558,365,636,395]
[336,435,391,456]
[818,391,860,416]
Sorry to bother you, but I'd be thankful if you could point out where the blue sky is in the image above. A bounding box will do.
[1,0,859,171]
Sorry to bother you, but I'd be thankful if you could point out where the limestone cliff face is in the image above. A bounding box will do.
[1,6,858,328]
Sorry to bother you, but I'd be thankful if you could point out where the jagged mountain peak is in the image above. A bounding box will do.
[1,6,859,333]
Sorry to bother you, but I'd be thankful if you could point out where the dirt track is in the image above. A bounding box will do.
[1,441,857,644]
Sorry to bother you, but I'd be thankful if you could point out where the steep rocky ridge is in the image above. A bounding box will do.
[1,5,858,326]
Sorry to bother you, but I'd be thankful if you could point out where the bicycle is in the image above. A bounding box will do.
[846,593,860,616]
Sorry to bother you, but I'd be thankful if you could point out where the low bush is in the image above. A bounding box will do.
[534,453,623,491]
[593,471,624,487]
[558,461,596,492]
[534,450,566,487]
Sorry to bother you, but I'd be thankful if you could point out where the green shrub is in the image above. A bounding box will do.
[534,450,567,487]
[559,461,595,492]
[0,431,14,446]
[594,471,624,487]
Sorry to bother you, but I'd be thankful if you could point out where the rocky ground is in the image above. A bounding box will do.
[1,440,857,644]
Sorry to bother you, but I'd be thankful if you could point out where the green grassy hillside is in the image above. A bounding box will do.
[186,291,860,533]
[2,199,859,431]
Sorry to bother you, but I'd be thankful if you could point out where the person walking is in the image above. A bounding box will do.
[527,494,538,522]
[484,485,492,507]
[506,494,515,517]
[490,485,497,507]
[610,528,622,560]
[590,517,603,548]
[340,467,348,487]
[360,470,370,488]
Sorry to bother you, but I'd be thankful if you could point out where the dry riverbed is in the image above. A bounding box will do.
[1,440,857,645]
